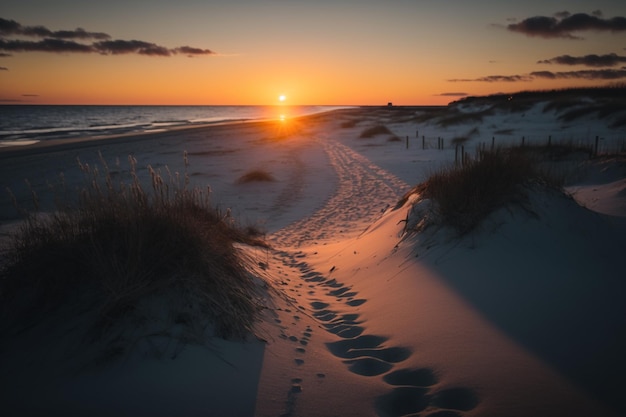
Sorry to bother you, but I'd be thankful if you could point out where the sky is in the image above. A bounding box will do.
[1,0,625,105]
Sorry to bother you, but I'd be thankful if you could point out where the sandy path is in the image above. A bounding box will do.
[259,137,480,416]
[270,137,410,248]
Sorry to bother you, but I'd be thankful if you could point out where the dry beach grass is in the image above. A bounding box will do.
[1,153,267,358]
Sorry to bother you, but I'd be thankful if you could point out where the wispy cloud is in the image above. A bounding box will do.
[449,69,626,82]
[437,92,469,97]
[0,17,110,40]
[448,75,533,83]
[507,11,626,39]
[538,53,626,67]
[0,66,7,71]
[0,17,215,57]
[0,38,95,53]
[531,69,626,80]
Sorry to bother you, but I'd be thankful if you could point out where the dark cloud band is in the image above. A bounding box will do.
[449,69,626,82]
[538,53,626,67]
[0,17,214,57]
[507,12,626,39]
[0,17,110,40]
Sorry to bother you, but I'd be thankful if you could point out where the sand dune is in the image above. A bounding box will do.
[1,96,625,416]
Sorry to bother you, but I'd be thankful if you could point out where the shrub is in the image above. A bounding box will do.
[359,125,393,138]
[340,119,360,128]
[236,169,275,184]
[411,148,555,234]
[1,153,266,348]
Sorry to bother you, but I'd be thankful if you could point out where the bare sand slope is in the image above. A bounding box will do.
[253,126,624,417]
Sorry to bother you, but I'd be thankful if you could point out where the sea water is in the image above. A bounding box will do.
[0,105,346,145]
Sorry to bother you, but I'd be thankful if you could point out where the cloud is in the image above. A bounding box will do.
[93,40,171,56]
[437,92,468,97]
[22,94,39,97]
[0,17,110,40]
[531,69,626,80]
[507,12,626,39]
[0,52,11,57]
[449,69,626,83]
[0,66,7,70]
[174,46,214,56]
[448,75,533,82]
[0,38,95,53]
[538,53,626,67]
[0,17,215,58]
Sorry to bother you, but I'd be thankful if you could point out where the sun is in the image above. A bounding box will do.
[278,95,286,102]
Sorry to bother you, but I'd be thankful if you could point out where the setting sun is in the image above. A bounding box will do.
[278,95,286,102]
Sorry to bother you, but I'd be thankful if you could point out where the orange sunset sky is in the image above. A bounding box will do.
[1,0,625,105]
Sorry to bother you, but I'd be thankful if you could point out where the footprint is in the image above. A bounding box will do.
[430,387,479,411]
[344,357,393,376]
[422,411,463,417]
[347,299,367,307]
[313,310,337,321]
[325,324,365,339]
[383,368,438,387]
[340,347,411,363]
[322,279,343,288]
[375,387,431,417]
[310,301,329,310]
[329,287,351,296]
[326,335,388,357]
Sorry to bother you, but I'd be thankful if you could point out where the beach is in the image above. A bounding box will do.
[1,101,626,417]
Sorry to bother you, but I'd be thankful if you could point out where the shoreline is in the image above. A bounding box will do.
[0,106,441,158]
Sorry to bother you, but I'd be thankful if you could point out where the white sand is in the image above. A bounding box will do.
[1,103,625,416]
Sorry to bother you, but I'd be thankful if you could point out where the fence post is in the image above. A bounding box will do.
[455,144,458,165]
[422,135,425,150]
[406,135,409,150]
[491,136,495,151]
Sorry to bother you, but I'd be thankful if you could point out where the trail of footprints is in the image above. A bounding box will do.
[276,250,480,417]
[271,139,410,248]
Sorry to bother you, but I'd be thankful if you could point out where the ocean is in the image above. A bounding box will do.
[0,105,347,145]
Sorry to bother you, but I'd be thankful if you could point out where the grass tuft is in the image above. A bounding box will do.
[359,125,393,138]
[403,147,561,235]
[236,169,276,184]
[1,153,267,349]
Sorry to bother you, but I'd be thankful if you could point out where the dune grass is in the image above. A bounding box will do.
[402,147,561,235]
[1,153,267,347]
[236,169,276,184]
[359,125,393,138]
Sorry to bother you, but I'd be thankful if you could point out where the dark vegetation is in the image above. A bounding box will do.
[359,125,394,138]
[236,169,276,184]
[1,153,267,352]
[401,146,568,235]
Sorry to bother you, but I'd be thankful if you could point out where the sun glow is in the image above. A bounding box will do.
[278,95,286,102]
